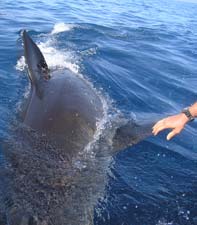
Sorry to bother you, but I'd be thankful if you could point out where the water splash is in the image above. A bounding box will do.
[15,40,79,74]
[15,56,26,71]
[38,40,79,73]
[51,22,75,34]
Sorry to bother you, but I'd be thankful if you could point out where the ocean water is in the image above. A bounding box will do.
[0,0,197,224]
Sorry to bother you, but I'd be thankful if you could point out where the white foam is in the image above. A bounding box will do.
[51,22,74,35]
[15,56,26,71]
[16,83,31,112]
[83,93,110,156]
[15,39,79,74]
[156,220,173,225]
[38,40,79,73]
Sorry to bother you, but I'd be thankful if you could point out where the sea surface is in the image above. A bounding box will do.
[0,0,197,224]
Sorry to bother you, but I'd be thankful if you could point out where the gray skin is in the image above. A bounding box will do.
[22,30,103,156]
[0,31,154,225]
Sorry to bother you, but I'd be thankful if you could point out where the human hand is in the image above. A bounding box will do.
[152,113,189,140]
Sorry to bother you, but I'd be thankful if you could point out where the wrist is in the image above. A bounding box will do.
[180,112,190,124]
[188,102,197,118]
[181,107,195,122]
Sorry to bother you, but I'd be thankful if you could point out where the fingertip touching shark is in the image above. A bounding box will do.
[0,30,155,225]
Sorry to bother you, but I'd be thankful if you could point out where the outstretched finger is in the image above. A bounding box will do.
[167,130,177,140]
[152,119,165,130]
[152,124,167,136]
[166,127,182,140]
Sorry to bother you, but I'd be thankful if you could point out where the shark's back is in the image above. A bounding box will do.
[23,68,103,155]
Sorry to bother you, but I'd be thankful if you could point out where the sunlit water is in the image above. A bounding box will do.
[0,0,197,224]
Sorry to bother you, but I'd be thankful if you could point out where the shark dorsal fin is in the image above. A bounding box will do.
[22,30,50,89]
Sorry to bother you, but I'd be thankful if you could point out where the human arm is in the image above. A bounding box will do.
[152,102,197,140]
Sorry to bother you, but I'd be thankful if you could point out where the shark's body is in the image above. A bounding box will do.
[0,31,154,225]
[22,31,103,155]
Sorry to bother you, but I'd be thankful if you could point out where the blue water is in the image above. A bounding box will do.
[0,0,197,224]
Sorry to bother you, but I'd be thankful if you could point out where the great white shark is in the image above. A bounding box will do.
[0,30,154,225]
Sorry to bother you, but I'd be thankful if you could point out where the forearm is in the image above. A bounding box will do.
[189,102,197,118]
[152,102,197,140]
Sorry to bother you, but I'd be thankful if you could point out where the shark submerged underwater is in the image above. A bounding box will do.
[0,30,153,225]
